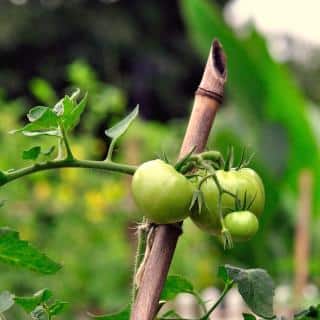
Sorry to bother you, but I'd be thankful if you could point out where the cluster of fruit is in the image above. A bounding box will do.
[131,154,265,246]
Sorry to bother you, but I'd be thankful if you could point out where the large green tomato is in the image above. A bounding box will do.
[223,211,259,241]
[190,168,265,235]
[131,159,193,224]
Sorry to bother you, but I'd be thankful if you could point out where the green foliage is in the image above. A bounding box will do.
[15,289,53,313]
[0,288,68,319]
[222,265,275,318]
[11,106,60,137]
[105,105,139,141]
[0,228,61,275]
[11,90,87,139]
[105,105,139,160]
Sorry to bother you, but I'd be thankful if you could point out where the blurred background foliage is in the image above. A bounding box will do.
[0,0,319,318]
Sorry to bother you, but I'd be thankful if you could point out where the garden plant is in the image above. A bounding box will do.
[0,38,318,320]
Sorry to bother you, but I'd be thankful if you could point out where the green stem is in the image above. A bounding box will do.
[200,281,234,320]
[197,159,234,249]
[156,281,234,320]
[1,159,137,186]
[106,138,117,161]
[59,122,74,160]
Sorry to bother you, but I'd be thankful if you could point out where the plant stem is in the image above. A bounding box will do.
[1,159,137,186]
[106,138,117,161]
[59,122,74,160]
[200,281,234,320]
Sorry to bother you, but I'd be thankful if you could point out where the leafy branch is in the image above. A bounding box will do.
[0,91,139,188]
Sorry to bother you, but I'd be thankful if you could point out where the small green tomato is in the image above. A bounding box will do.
[223,211,259,241]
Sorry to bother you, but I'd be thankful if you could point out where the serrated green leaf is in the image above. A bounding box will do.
[10,106,59,137]
[89,305,130,319]
[62,96,73,115]
[22,146,41,160]
[105,105,139,140]
[0,291,14,313]
[161,275,194,302]
[0,227,61,274]
[225,265,274,318]
[27,106,48,122]
[64,93,88,131]
[243,313,257,320]
[15,289,52,313]
[49,300,69,316]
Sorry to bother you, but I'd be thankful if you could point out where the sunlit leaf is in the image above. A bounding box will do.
[64,93,88,131]
[27,106,48,122]
[10,106,59,137]
[0,227,61,274]
[105,105,139,140]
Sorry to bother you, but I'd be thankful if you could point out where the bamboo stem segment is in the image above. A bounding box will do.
[131,39,227,320]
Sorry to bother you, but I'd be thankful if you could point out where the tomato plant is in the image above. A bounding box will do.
[0,90,317,320]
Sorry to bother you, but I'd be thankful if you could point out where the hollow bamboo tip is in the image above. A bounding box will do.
[196,39,227,102]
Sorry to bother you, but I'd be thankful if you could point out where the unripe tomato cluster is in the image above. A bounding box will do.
[131,158,265,244]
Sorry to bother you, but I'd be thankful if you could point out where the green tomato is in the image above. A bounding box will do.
[190,168,265,235]
[131,159,193,224]
[223,211,259,241]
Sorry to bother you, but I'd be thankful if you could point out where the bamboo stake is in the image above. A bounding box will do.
[131,39,227,320]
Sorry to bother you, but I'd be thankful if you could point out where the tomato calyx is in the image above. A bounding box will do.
[174,145,255,176]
